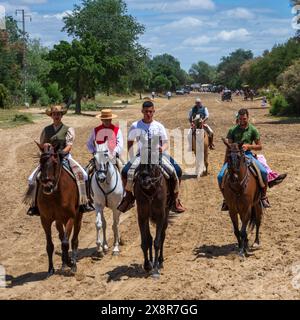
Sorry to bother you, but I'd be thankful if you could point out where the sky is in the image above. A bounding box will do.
[0,0,298,71]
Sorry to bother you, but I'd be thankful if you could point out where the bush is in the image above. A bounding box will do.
[270,94,289,116]
[277,59,300,115]
[27,80,46,104]
[12,114,33,124]
[39,94,50,106]
[47,82,63,104]
[258,84,280,101]
[0,84,10,109]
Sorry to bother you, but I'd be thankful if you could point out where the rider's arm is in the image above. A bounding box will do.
[243,139,262,152]
[86,130,96,154]
[114,129,124,156]
[159,140,169,153]
[203,108,209,123]
[63,127,75,154]
[128,140,134,159]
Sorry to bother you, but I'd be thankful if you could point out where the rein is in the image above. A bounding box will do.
[94,162,119,207]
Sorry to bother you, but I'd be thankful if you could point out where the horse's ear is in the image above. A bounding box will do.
[35,141,44,152]
[222,137,230,149]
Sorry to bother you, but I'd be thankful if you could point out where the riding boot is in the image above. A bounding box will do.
[117,191,135,213]
[171,192,185,213]
[27,206,40,216]
[260,185,271,208]
[209,135,215,150]
[268,173,287,188]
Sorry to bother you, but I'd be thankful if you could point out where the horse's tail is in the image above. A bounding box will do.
[23,184,35,206]
[249,206,256,231]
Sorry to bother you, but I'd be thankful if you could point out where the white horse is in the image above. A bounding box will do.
[91,143,124,257]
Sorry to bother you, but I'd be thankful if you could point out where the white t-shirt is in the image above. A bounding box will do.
[128,120,168,154]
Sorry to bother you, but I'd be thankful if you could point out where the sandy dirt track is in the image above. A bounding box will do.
[0,93,300,300]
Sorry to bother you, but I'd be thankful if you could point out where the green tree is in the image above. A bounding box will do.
[189,61,216,84]
[63,0,145,95]
[149,54,186,90]
[277,59,300,114]
[216,49,253,89]
[152,75,172,92]
[47,35,105,114]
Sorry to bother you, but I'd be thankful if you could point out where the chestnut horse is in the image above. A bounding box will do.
[33,143,82,275]
[134,149,170,278]
[222,139,264,257]
[192,116,209,177]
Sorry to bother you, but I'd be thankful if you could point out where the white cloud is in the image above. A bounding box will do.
[17,0,47,4]
[183,35,211,46]
[127,0,215,12]
[217,28,250,41]
[43,10,72,20]
[157,17,203,32]
[262,28,292,36]
[225,7,254,20]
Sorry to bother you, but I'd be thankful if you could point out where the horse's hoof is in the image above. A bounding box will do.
[103,245,109,253]
[112,250,119,256]
[238,252,245,260]
[252,243,260,250]
[71,265,77,274]
[47,268,55,277]
[96,251,104,258]
[144,262,153,272]
[152,270,160,279]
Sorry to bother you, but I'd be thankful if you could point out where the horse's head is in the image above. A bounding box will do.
[138,164,162,190]
[222,138,245,180]
[94,142,110,183]
[193,115,204,129]
[36,142,62,195]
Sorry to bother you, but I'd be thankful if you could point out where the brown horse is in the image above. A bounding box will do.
[192,116,209,176]
[134,158,170,278]
[222,139,263,257]
[34,143,82,275]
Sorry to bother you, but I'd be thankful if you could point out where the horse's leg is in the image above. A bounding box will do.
[62,217,74,268]
[253,204,262,248]
[153,213,165,278]
[41,218,55,276]
[55,221,65,269]
[203,135,209,175]
[70,213,83,273]
[95,204,104,257]
[101,209,109,253]
[158,217,168,269]
[229,211,241,250]
[111,208,121,256]
[239,210,251,257]
[138,213,152,272]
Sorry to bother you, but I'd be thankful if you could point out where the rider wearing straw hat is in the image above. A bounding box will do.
[86,109,124,160]
[27,105,93,216]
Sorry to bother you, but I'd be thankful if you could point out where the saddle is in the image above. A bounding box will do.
[221,162,265,190]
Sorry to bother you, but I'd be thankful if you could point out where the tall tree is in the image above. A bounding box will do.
[149,54,186,91]
[189,61,216,84]
[216,49,253,88]
[62,0,145,95]
[47,35,105,114]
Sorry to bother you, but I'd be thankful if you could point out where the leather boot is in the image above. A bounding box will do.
[171,192,185,213]
[117,191,135,213]
[260,186,271,208]
[209,135,215,150]
[268,173,287,188]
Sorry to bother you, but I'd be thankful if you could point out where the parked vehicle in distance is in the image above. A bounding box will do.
[175,89,185,95]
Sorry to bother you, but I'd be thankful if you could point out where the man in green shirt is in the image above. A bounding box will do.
[217,108,270,210]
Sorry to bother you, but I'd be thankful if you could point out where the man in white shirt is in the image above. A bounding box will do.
[117,100,185,213]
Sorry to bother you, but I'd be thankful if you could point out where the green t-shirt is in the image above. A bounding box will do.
[227,123,260,144]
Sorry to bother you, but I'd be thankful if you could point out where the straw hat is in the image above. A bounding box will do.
[96,109,117,120]
[195,98,202,103]
[46,105,67,117]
